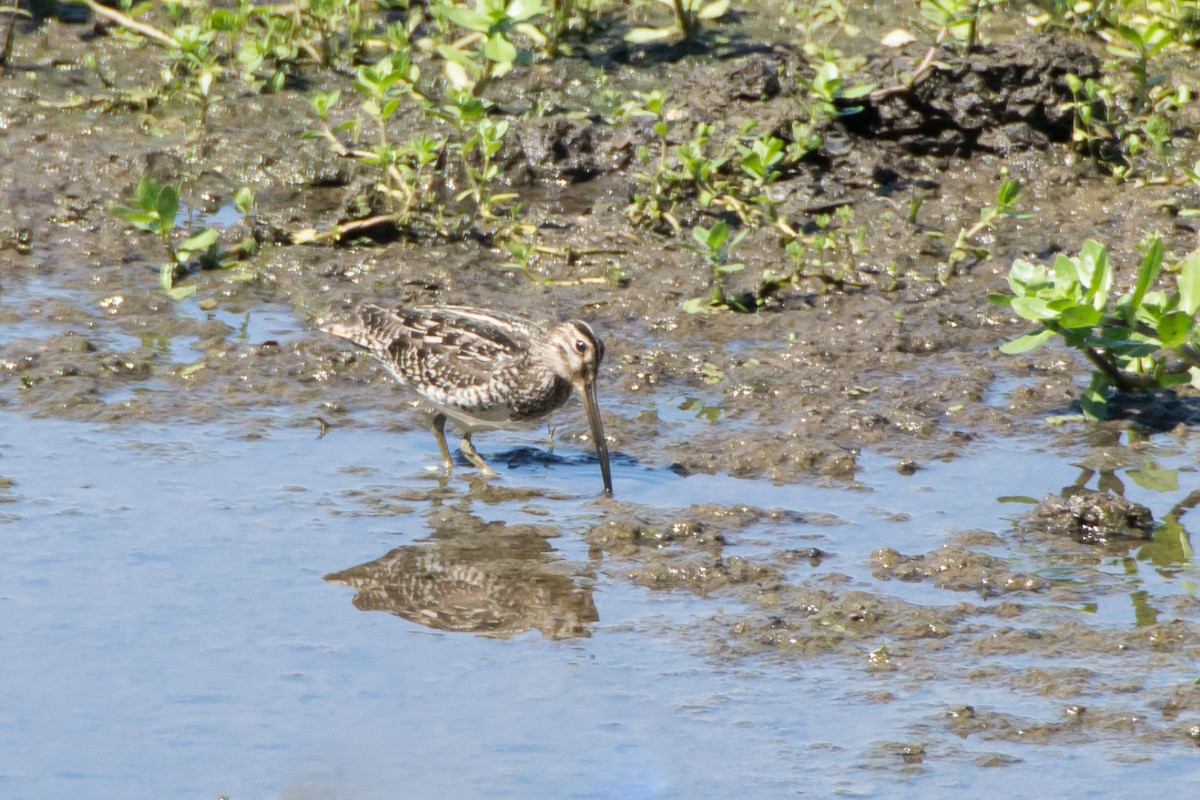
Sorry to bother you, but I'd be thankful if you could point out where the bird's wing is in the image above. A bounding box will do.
[325,305,538,390]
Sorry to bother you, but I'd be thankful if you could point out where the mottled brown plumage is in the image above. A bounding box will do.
[323,304,612,495]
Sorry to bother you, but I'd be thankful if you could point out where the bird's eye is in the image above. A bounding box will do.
[575,339,588,353]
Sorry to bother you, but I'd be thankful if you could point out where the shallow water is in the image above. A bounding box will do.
[2,404,1198,799]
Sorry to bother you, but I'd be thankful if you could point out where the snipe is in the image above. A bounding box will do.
[323,304,613,496]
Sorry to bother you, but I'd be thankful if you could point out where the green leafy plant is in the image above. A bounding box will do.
[546,0,594,53]
[623,94,820,235]
[1108,20,1174,114]
[108,176,219,300]
[785,0,858,58]
[682,220,752,313]
[779,205,870,292]
[804,58,873,119]
[1063,72,1113,165]
[920,0,979,46]
[165,22,223,124]
[992,237,1200,420]
[938,177,1031,280]
[435,88,519,220]
[431,0,548,95]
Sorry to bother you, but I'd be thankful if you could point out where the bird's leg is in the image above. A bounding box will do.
[431,412,453,474]
[459,432,498,478]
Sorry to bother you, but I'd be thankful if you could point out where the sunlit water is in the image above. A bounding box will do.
[2,404,1198,799]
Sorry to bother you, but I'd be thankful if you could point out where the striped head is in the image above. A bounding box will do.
[543,320,611,496]
[543,320,605,385]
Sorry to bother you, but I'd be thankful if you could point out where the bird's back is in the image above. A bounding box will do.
[323,305,561,425]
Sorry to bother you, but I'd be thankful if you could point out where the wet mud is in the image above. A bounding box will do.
[4,2,1200,790]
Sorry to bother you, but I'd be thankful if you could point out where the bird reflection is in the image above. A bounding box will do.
[325,508,597,639]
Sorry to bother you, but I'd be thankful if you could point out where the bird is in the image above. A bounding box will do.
[322,304,613,496]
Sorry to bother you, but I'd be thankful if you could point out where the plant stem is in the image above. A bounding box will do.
[870,26,949,101]
[672,0,694,41]
[81,0,178,47]
[0,0,19,68]
[1083,346,1135,392]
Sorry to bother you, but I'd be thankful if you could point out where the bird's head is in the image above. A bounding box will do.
[546,320,612,496]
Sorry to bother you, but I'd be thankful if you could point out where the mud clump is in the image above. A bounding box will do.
[628,554,782,595]
[850,42,1100,154]
[870,544,1047,596]
[1030,489,1154,544]
[728,585,961,657]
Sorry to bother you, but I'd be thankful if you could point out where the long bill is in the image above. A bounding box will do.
[578,376,613,496]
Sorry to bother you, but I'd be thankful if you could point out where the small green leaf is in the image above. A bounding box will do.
[436,43,478,70]
[1080,372,1111,421]
[1058,304,1102,329]
[507,0,549,22]
[134,175,160,209]
[179,228,219,255]
[159,262,176,293]
[443,60,472,90]
[1156,311,1192,348]
[1052,253,1080,292]
[233,187,254,216]
[698,0,731,20]
[1178,249,1200,316]
[1131,236,1163,310]
[996,177,1020,206]
[442,8,493,33]
[483,33,517,64]
[682,296,710,314]
[1158,371,1192,388]
[1078,239,1111,308]
[706,220,729,252]
[987,292,1013,307]
[166,284,197,301]
[998,328,1054,354]
[625,26,676,44]
[153,184,180,230]
[108,203,158,231]
[1009,258,1048,295]
[1010,296,1056,321]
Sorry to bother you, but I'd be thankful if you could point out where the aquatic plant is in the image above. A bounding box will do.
[784,0,857,57]
[992,237,1200,420]
[434,88,520,220]
[430,0,549,95]
[624,93,819,235]
[779,205,870,293]
[107,176,256,299]
[802,58,872,120]
[682,220,752,313]
[108,177,217,300]
[938,177,1030,281]
[920,0,980,47]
